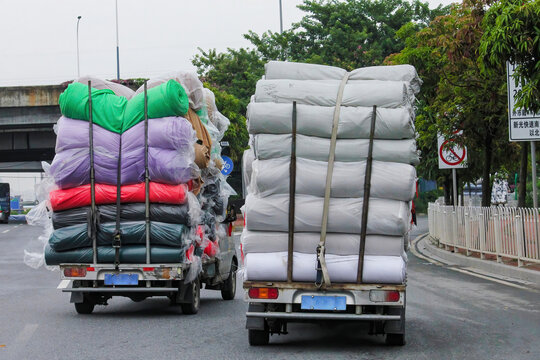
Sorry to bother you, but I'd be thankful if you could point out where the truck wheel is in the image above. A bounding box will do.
[248,329,269,346]
[181,279,200,315]
[385,333,405,346]
[221,258,237,301]
[74,297,95,314]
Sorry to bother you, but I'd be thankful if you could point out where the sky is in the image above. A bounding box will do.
[0,0,456,86]
[0,0,455,200]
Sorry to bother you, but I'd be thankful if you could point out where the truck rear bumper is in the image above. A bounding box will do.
[246,311,401,321]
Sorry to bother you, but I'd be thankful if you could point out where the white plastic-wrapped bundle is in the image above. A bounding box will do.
[253,134,419,165]
[244,252,406,284]
[264,61,422,95]
[247,102,414,139]
[255,79,414,108]
[251,157,416,201]
[75,76,135,99]
[245,194,410,236]
[241,230,405,257]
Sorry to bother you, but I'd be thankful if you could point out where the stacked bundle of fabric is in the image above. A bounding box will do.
[43,74,232,266]
[242,61,420,284]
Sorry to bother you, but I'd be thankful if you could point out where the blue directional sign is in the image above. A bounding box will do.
[221,156,234,176]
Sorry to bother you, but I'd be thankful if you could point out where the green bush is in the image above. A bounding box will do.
[415,189,443,213]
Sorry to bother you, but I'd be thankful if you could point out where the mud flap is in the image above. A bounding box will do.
[384,306,405,334]
[70,292,84,304]
[246,303,266,330]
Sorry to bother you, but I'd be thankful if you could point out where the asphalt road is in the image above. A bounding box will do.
[0,217,538,359]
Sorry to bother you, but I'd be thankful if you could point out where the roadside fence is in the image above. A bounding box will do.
[428,203,540,267]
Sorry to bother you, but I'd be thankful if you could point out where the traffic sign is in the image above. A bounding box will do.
[221,156,234,176]
[438,132,467,169]
[507,62,540,141]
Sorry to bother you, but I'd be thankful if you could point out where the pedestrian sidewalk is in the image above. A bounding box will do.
[416,233,540,289]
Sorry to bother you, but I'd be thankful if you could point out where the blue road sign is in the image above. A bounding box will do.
[221,156,234,176]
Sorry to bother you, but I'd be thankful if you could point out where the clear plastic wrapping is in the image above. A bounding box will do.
[245,194,410,236]
[247,102,415,139]
[255,79,414,108]
[251,157,416,201]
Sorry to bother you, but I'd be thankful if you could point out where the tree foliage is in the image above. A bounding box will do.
[480,0,540,113]
[386,0,519,205]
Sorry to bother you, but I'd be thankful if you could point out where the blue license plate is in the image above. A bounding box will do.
[104,273,138,285]
[301,295,347,311]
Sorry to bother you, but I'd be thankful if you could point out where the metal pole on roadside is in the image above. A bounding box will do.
[115,0,120,80]
[532,141,538,208]
[279,0,283,34]
[452,168,458,207]
[76,16,82,78]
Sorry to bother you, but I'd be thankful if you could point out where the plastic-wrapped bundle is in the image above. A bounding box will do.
[251,157,416,201]
[50,117,197,188]
[244,252,406,284]
[134,71,205,111]
[253,134,419,165]
[45,244,186,265]
[245,194,410,236]
[254,79,414,108]
[49,221,188,251]
[122,116,198,184]
[241,230,405,257]
[264,61,422,94]
[247,102,414,139]
[59,80,190,133]
[49,182,189,211]
[75,76,135,99]
[51,203,192,229]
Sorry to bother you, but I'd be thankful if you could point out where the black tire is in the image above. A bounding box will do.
[181,279,200,315]
[74,298,95,314]
[248,329,269,346]
[385,333,405,346]
[221,258,237,301]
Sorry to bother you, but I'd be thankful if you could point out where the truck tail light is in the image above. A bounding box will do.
[63,267,87,277]
[369,290,400,302]
[248,287,278,299]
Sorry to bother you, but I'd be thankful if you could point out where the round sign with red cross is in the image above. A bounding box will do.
[438,132,467,169]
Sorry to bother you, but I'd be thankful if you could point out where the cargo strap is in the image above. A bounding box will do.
[356,106,377,282]
[144,82,151,265]
[113,132,123,269]
[88,81,98,265]
[316,72,350,289]
[286,101,297,283]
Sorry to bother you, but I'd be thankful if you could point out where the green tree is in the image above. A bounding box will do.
[204,83,249,163]
[479,0,540,207]
[387,0,519,206]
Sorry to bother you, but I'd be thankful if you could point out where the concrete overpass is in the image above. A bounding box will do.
[0,85,65,172]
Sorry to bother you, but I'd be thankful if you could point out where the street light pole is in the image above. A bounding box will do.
[115,0,120,80]
[279,0,283,34]
[76,16,82,78]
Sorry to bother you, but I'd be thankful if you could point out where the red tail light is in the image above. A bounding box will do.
[369,290,400,302]
[248,287,279,299]
[63,267,87,277]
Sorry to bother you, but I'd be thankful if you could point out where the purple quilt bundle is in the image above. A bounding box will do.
[50,117,197,189]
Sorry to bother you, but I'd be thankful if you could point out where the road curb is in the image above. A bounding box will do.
[419,234,540,286]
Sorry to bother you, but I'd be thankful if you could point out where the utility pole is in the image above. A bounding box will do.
[76,16,82,78]
[115,0,120,80]
[279,0,283,34]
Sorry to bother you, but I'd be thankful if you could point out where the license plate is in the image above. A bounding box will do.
[301,295,347,311]
[104,273,138,286]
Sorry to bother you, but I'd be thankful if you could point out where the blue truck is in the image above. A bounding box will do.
[0,183,10,224]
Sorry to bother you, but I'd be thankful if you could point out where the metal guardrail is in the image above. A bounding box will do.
[428,203,540,267]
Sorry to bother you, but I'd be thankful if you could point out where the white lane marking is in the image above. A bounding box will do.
[411,234,537,292]
[1,229,9,233]
[12,324,38,352]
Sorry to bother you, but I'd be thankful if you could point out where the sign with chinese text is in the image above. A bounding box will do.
[507,62,540,141]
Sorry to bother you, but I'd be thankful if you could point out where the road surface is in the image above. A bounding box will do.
[0,217,538,359]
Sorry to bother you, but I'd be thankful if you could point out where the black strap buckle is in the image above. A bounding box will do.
[112,233,122,248]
